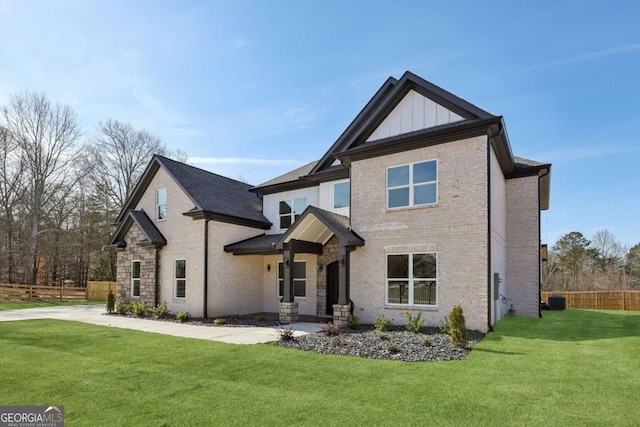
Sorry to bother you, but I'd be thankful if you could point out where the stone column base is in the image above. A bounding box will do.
[279,302,299,323]
[332,304,351,326]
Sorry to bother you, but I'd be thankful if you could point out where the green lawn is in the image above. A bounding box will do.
[0,300,101,311]
[0,309,638,426]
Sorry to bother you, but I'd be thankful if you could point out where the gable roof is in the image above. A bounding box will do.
[115,155,271,229]
[108,209,166,249]
[310,71,497,175]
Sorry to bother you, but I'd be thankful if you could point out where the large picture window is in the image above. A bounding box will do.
[131,260,141,297]
[278,261,306,298]
[279,197,306,229]
[386,253,437,306]
[175,259,186,299]
[157,188,167,220]
[387,160,437,209]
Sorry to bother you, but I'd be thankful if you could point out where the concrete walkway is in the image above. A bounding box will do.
[0,304,323,344]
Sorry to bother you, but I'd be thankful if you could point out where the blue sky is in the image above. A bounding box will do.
[1,0,639,247]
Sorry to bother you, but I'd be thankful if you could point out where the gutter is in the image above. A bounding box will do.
[204,219,210,319]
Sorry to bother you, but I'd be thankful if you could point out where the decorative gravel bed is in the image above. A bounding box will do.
[277,327,485,362]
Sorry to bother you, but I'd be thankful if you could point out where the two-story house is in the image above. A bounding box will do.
[108,71,551,332]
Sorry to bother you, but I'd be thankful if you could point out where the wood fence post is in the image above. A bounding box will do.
[29,286,33,301]
[60,286,63,301]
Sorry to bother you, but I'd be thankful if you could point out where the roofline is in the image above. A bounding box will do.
[251,165,350,196]
[182,209,271,229]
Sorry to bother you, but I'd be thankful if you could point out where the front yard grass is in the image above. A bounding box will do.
[0,309,638,426]
[0,300,100,311]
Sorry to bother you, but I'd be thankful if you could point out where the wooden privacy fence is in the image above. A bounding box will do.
[542,291,640,311]
[0,283,87,302]
[86,281,117,301]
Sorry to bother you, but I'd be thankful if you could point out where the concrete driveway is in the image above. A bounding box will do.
[0,304,323,344]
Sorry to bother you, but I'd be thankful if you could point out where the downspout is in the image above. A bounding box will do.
[203,219,210,319]
[154,248,160,307]
[486,138,493,332]
[537,168,551,318]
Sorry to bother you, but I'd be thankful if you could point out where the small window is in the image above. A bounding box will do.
[278,261,306,297]
[131,260,141,297]
[386,253,437,306]
[387,160,437,209]
[279,197,306,229]
[175,259,186,299]
[334,182,350,209]
[157,188,167,220]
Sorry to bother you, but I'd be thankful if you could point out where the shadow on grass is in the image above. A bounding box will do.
[495,309,640,342]
[471,348,524,356]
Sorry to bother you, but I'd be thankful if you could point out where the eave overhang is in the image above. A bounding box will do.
[183,209,272,230]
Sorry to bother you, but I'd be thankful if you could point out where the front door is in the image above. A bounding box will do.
[326,261,339,315]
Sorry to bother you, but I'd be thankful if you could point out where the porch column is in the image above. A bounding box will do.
[279,241,298,323]
[333,244,351,325]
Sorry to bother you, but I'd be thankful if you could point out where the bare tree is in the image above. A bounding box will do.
[85,119,167,212]
[171,148,189,164]
[592,229,623,272]
[2,92,81,284]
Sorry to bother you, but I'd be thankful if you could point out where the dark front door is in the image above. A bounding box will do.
[326,261,339,315]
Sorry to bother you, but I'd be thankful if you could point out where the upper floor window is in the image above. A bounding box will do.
[156,188,167,220]
[334,182,350,209]
[387,160,437,209]
[279,197,306,229]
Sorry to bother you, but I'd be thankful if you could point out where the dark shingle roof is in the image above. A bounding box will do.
[154,156,270,227]
[514,156,549,168]
[223,233,283,255]
[107,209,166,248]
[253,160,318,189]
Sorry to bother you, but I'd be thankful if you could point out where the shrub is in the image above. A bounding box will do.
[176,311,190,322]
[438,316,450,334]
[405,312,424,333]
[277,327,295,342]
[422,337,431,347]
[448,305,468,348]
[346,313,359,330]
[321,322,341,337]
[106,290,115,314]
[230,313,240,320]
[131,301,147,317]
[374,315,392,332]
[213,318,226,325]
[386,343,399,353]
[150,303,170,319]
[255,315,267,322]
[116,303,130,315]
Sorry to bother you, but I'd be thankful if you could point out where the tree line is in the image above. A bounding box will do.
[0,92,186,286]
[544,229,640,291]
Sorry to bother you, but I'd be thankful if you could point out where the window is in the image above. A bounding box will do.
[131,260,141,297]
[279,197,306,229]
[387,160,437,208]
[156,188,167,220]
[278,261,306,297]
[175,259,186,299]
[386,253,437,306]
[334,182,350,209]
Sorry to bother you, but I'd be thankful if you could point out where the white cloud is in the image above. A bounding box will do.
[549,42,640,66]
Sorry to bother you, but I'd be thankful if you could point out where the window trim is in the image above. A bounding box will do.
[277,261,307,298]
[385,252,438,307]
[386,160,438,209]
[156,188,167,221]
[131,260,141,298]
[278,197,307,230]
[174,259,186,300]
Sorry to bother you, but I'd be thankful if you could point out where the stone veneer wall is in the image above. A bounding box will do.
[116,225,157,306]
[316,235,339,317]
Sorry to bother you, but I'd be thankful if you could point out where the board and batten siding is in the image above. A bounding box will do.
[263,187,319,235]
[318,179,350,217]
[367,90,464,142]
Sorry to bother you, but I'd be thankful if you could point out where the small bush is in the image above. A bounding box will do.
[213,318,226,325]
[277,327,295,342]
[449,305,468,348]
[116,303,130,315]
[374,315,393,332]
[230,313,240,320]
[405,312,424,333]
[131,301,147,317]
[150,303,170,319]
[386,343,399,353]
[255,315,267,322]
[322,322,341,337]
[422,337,431,347]
[346,314,359,330]
[438,316,450,334]
[106,290,115,314]
[176,311,190,322]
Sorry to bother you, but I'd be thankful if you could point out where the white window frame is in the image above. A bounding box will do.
[131,260,141,298]
[156,188,167,221]
[277,261,306,298]
[385,252,438,307]
[333,181,350,209]
[174,259,186,299]
[278,197,306,230]
[386,160,438,209]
